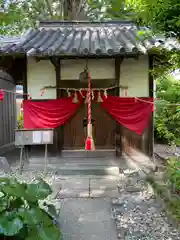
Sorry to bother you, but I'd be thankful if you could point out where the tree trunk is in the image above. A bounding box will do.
[64,0,88,20]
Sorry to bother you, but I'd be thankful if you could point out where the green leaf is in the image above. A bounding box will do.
[9,198,24,209]
[0,197,7,212]
[0,177,10,190]
[0,211,23,236]
[2,178,27,198]
[176,19,180,26]
[38,225,62,240]
[25,223,62,240]
[18,207,52,226]
[43,203,59,220]
[25,178,52,202]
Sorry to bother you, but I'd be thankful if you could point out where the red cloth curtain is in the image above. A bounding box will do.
[100,96,153,135]
[24,96,82,129]
[0,90,4,100]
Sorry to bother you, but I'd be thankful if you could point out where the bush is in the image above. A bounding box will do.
[155,104,180,145]
[166,157,180,195]
[0,177,62,240]
[155,76,180,145]
[17,113,24,129]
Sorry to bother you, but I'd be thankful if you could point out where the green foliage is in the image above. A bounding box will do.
[155,76,180,145]
[0,177,62,239]
[147,175,180,221]
[17,113,24,129]
[0,0,30,35]
[166,157,180,194]
[129,0,180,37]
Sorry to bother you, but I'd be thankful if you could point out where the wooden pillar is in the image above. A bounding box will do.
[23,57,28,100]
[23,56,31,154]
[50,57,64,155]
[148,55,154,159]
[114,57,124,157]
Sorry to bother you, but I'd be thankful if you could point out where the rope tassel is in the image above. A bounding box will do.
[85,72,95,151]
[97,91,103,102]
[72,91,79,103]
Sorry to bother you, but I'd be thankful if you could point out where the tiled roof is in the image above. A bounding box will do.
[0,21,179,57]
[0,35,21,45]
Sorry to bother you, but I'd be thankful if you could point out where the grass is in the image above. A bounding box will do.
[146,175,180,224]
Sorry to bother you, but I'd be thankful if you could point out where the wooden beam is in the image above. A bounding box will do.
[22,56,30,154]
[115,57,124,157]
[149,56,154,98]
[54,58,64,154]
[31,54,140,61]
[42,79,121,89]
[55,58,61,98]
[148,55,154,159]
[23,56,28,100]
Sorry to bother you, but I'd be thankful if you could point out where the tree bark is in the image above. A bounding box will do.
[64,0,88,20]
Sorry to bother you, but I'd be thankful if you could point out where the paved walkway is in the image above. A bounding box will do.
[6,170,180,240]
[51,175,119,239]
[59,198,117,240]
[1,149,180,239]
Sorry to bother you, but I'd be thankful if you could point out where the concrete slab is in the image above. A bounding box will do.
[57,189,89,198]
[90,189,119,198]
[59,178,89,189]
[90,176,119,198]
[0,157,11,173]
[59,199,117,240]
[55,178,89,198]
[90,176,118,189]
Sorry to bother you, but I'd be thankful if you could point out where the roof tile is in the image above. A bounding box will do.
[0,21,179,56]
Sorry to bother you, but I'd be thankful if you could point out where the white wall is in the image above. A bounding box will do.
[120,56,149,97]
[27,58,56,99]
[27,56,149,99]
[61,59,114,80]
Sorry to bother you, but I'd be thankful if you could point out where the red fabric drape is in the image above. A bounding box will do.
[0,90,4,100]
[100,96,153,135]
[24,96,82,129]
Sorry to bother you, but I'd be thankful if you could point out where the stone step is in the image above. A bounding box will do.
[22,164,120,176]
[61,149,116,158]
[28,157,121,167]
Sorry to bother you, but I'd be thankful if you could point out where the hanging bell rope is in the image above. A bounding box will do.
[85,71,95,151]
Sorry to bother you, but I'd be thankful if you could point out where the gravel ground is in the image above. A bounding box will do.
[111,171,180,240]
[1,169,180,240]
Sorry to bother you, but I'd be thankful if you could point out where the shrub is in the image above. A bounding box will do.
[0,177,62,240]
[17,113,24,129]
[155,75,180,145]
[166,157,180,194]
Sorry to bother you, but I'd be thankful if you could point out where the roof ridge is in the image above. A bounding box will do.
[39,20,134,24]
[39,20,135,28]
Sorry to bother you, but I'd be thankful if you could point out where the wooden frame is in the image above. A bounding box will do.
[148,55,154,159]
[115,57,124,156]
[20,54,154,157]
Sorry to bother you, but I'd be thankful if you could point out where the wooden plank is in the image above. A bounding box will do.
[148,55,154,158]
[115,57,124,156]
[23,57,28,100]
[0,71,16,150]
[44,79,117,89]
[55,58,64,154]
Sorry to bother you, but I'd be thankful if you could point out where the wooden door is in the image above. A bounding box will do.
[63,101,116,150]
[91,102,116,149]
[63,104,85,150]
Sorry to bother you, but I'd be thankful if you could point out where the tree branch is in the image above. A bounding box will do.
[44,0,53,17]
